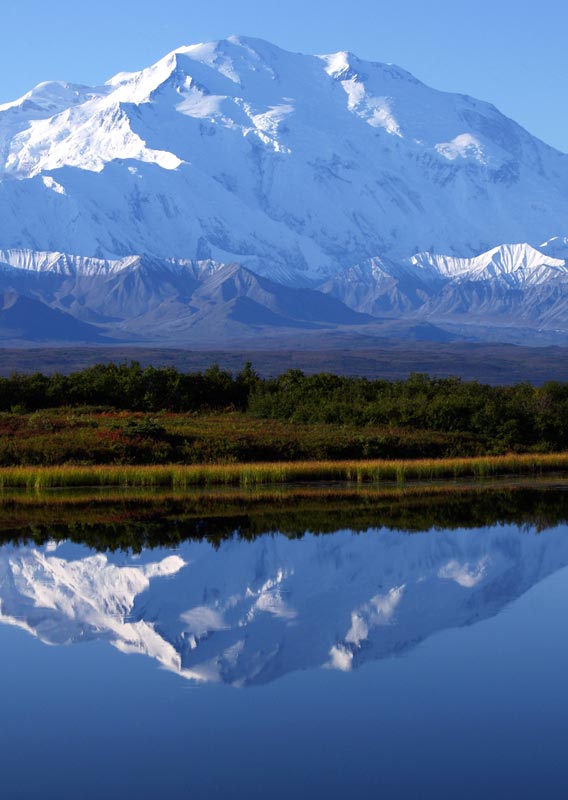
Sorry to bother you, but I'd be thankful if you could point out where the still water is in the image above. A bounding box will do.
[1,492,568,798]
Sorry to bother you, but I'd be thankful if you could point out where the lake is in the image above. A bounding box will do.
[1,484,568,798]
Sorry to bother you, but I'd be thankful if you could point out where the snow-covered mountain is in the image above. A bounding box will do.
[1,36,568,344]
[0,249,380,343]
[322,242,568,330]
[1,242,567,344]
[1,524,567,685]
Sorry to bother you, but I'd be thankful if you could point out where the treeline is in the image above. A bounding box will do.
[2,361,568,451]
[250,371,568,450]
[0,362,255,413]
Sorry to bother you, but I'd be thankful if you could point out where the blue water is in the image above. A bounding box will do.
[1,522,568,799]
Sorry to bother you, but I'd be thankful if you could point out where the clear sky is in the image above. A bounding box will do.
[2,0,567,152]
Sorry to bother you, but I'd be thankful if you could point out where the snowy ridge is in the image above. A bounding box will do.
[1,242,565,285]
[0,247,371,341]
[541,236,568,260]
[0,248,222,278]
[1,241,568,342]
[0,81,107,115]
[0,248,137,276]
[411,243,568,286]
[1,524,568,686]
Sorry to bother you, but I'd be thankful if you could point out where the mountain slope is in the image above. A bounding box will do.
[320,242,568,336]
[0,36,567,284]
[0,251,378,344]
[3,243,568,344]
[0,290,108,342]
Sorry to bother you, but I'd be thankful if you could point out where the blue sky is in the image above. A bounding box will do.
[2,0,566,151]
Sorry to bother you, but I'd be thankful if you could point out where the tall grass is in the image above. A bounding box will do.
[1,453,568,491]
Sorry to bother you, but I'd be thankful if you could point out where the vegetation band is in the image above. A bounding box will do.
[2,453,568,490]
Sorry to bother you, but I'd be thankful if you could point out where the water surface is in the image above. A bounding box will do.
[1,488,568,798]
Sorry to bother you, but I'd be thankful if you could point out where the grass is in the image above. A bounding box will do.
[2,452,568,490]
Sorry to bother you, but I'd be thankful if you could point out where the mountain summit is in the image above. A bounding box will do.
[0,37,567,344]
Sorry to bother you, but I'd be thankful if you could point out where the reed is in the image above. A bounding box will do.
[0,475,564,514]
[0,453,568,490]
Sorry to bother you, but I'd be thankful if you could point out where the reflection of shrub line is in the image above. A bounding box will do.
[1,483,568,551]
[1,454,568,490]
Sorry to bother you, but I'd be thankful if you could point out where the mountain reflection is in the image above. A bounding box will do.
[2,511,568,686]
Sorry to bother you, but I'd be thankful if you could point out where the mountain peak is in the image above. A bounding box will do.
[319,48,419,86]
[0,80,104,115]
